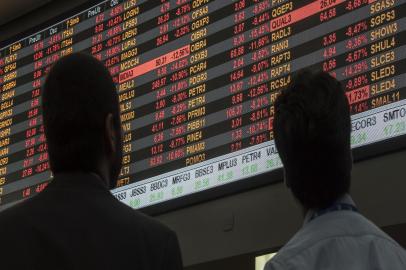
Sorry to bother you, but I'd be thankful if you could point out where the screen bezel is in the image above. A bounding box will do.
[1,0,406,216]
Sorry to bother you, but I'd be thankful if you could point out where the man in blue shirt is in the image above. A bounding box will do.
[266,70,406,270]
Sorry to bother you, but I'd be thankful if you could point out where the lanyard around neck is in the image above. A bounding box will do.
[310,203,358,222]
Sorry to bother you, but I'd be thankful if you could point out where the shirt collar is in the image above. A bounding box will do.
[303,193,356,225]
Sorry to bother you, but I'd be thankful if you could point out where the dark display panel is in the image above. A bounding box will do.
[0,0,405,211]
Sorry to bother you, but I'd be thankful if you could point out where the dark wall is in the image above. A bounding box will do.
[2,1,406,268]
[0,0,87,42]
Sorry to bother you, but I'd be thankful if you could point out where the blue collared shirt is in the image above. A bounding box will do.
[265,194,406,270]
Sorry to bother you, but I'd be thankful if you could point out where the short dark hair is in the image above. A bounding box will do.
[42,53,121,173]
[273,70,352,209]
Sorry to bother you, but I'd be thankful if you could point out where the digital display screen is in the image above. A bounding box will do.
[0,0,405,211]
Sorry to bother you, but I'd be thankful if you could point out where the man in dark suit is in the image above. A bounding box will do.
[0,53,183,270]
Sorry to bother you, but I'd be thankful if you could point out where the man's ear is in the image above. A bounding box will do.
[105,113,117,154]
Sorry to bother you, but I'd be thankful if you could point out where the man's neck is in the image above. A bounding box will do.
[88,171,109,188]
[302,193,355,225]
[95,158,112,188]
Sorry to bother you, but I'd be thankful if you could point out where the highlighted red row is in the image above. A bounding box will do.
[346,85,370,105]
[119,45,190,83]
[270,0,345,32]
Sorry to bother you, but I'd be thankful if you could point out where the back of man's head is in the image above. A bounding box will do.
[42,53,121,186]
[273,70,352,210]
